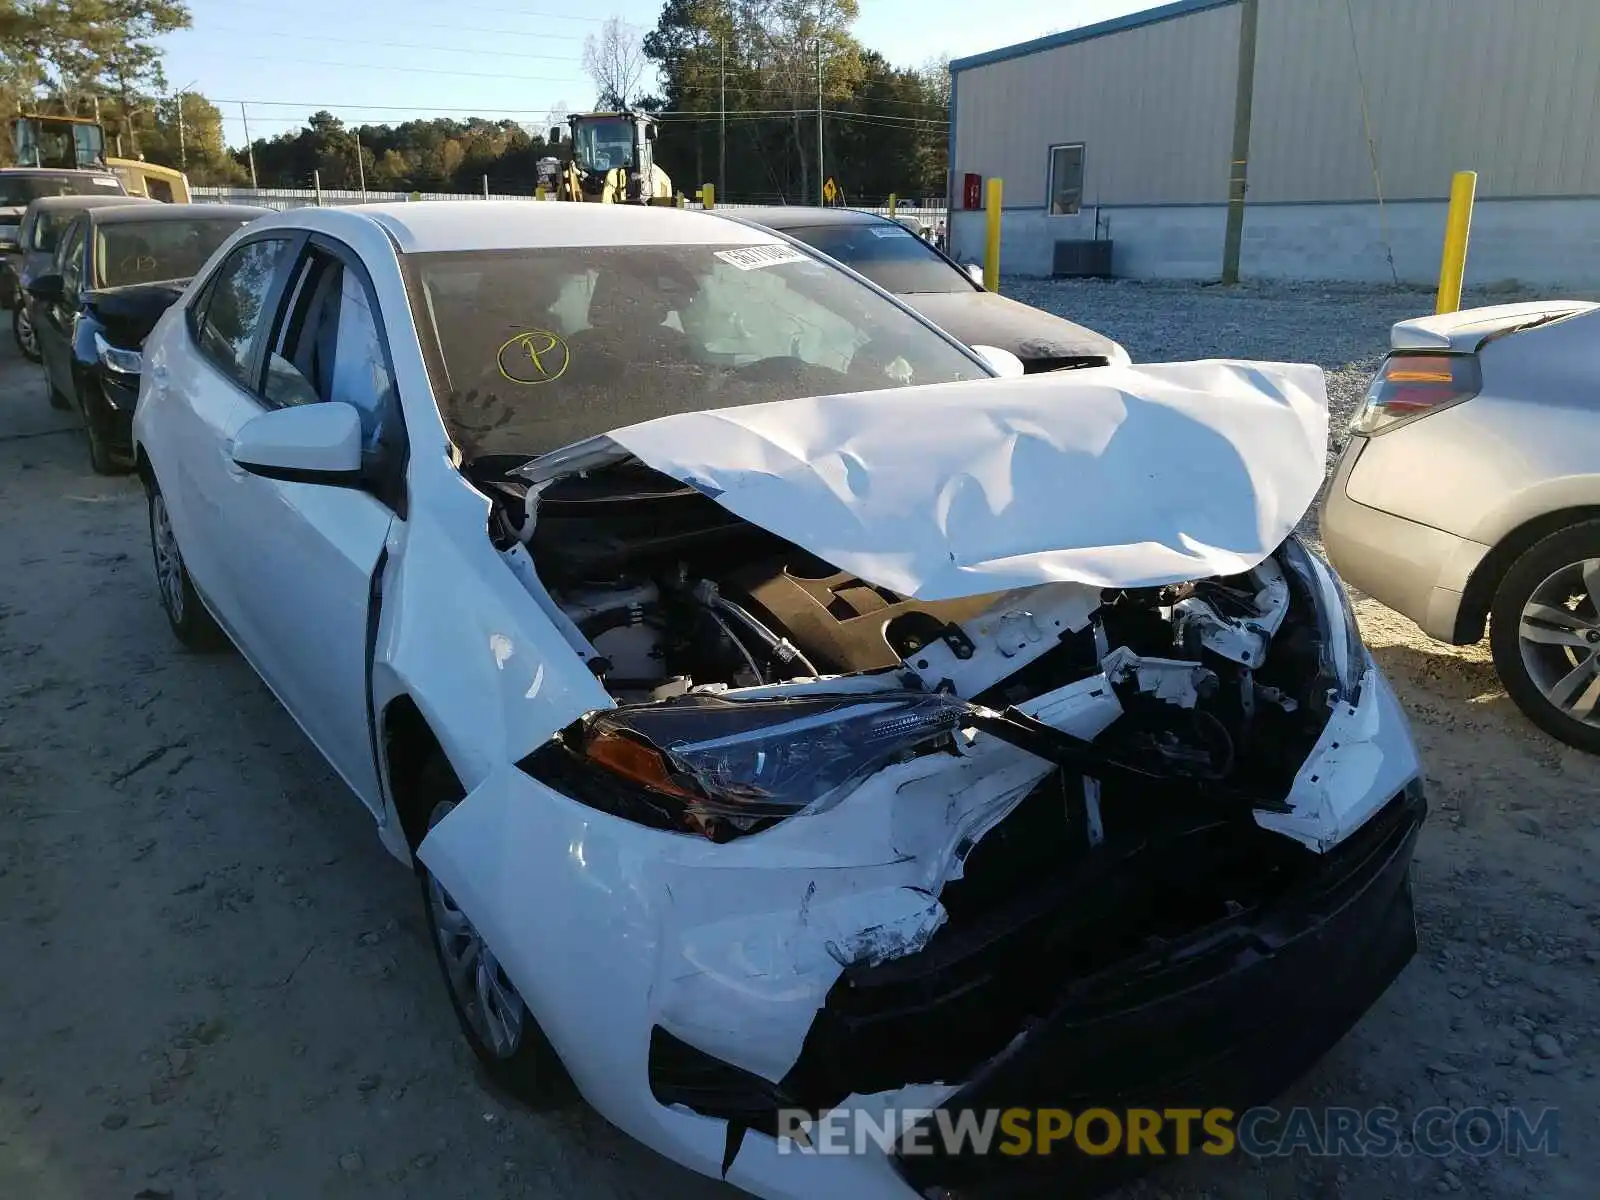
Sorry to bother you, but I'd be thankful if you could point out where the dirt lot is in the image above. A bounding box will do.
[1,286,1597,1200]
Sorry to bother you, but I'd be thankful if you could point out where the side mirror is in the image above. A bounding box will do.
[230,402,363,486]
[966,263,985,287]
[970,344,1025,379]
[27,272,64,302]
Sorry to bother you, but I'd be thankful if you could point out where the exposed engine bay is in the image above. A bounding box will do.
[479,456,1347,842]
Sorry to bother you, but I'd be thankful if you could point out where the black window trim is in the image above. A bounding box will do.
[1046,142,1086,217]
[261,231,411,516]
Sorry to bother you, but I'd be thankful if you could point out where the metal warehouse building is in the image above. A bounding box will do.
[948,0,1600,284]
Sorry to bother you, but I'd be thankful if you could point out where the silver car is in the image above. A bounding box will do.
[1321,300,1600,753]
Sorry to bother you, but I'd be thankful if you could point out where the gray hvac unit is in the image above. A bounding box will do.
[1052,239,1114,278]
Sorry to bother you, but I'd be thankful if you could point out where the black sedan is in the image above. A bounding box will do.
[11,193,160,360]
[731,206,1130,371]
[26,203,267,473]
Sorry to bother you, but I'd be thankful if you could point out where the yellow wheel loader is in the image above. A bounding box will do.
[549,111,675,205]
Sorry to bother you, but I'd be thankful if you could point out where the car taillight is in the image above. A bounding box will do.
[1350,352,1481,435]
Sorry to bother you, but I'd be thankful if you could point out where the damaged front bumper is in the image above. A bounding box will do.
[416,658,1424,1200]
[888,777,1424,1200]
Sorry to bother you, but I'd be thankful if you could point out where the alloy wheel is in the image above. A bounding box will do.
[151,491,187,625]
[1516,558,1600,728]
[425,801,526,1059]
[15,306,37,357]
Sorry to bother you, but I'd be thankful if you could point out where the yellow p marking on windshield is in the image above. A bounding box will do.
[497,329,571,385]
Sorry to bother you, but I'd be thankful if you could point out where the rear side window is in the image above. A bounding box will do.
[194,238,295,390]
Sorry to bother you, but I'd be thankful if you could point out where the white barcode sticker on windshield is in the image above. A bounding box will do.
[714,245,810,271]
[870,225,914,237]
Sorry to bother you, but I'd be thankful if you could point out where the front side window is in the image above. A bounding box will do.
[403,242,985,460]
[97,218,253,288]
[194,237,295,388]
[780,222,974,294]
[1048,144,1085,216]
[267,249,399,455]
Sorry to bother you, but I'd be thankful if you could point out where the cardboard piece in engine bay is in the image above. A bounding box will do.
[413,361,1425,1200]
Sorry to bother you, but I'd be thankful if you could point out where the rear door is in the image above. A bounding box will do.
[202,234,405,811]
[156,232,304,625]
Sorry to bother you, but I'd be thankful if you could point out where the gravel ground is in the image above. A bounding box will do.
[2,283,1597,1200]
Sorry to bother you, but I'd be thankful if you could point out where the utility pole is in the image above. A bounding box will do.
[1221,0,1259,284]
[176,93,186,171]
[355,130,366,195]
[241,101,258,187]
[719,35,727,201]
[816,37,824,206]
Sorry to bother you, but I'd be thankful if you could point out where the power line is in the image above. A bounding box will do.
[226,53,577,83]
[196,25,582,63]
[214,2,588,40]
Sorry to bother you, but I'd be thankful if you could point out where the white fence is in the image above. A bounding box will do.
[191,186,947,229]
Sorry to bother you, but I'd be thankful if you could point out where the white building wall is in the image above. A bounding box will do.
[950,0,1600,284]
[951,1,1241,209]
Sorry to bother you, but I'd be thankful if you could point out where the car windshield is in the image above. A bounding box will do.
[96,217,252,287]
[403,242,986,460]
[778,221,974,294]
[0,173,122,206]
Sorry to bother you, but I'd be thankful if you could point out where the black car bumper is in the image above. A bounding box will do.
[889,781,1425,1200]
[95,370,140,458]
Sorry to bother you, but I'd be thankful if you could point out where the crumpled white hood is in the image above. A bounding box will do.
[603,360,1328,600]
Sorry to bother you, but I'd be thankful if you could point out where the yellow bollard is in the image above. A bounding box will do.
[701,183,715,210]
[888,192,897,219]
[1435,170,1477,314]
[983,178,1003,292]
[677,192,686,208]
[534,183,546,201]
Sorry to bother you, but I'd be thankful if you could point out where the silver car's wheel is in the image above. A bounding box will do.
[1491,522,1600,754]
[151,490,187,625]
[1516,559,1600,726]
[145,478,226,652]
[425,800,525,1059]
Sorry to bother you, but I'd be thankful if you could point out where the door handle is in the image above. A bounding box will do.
[150,363,169,386]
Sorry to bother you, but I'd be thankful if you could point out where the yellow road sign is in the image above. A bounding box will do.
[822,177,839,203]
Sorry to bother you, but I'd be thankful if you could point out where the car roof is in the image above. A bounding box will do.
[29,194,158,214]
[731,206,901,231]
[89,203,270,225]
[314,200,787,254]
[1,166,120,179]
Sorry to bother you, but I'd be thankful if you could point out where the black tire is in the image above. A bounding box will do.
[12,304,41,364]
[79,385,128,475]
[145,476,228,652]
[413,755,574,1109]
[1489,520,1600,755]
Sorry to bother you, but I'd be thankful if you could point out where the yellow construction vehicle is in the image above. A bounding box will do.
[11,113,190,201]
[550,110,674,204]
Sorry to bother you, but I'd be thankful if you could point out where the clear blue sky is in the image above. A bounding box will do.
[158,0,1151,148]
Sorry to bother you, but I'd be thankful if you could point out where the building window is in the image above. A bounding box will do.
[1048,144,1085,215]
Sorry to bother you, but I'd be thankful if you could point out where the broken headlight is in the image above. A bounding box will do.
[530,691,964,840]
[1279,535,1371,707]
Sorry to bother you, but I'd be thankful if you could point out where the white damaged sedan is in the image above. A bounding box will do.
[133,201,1425,1200]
